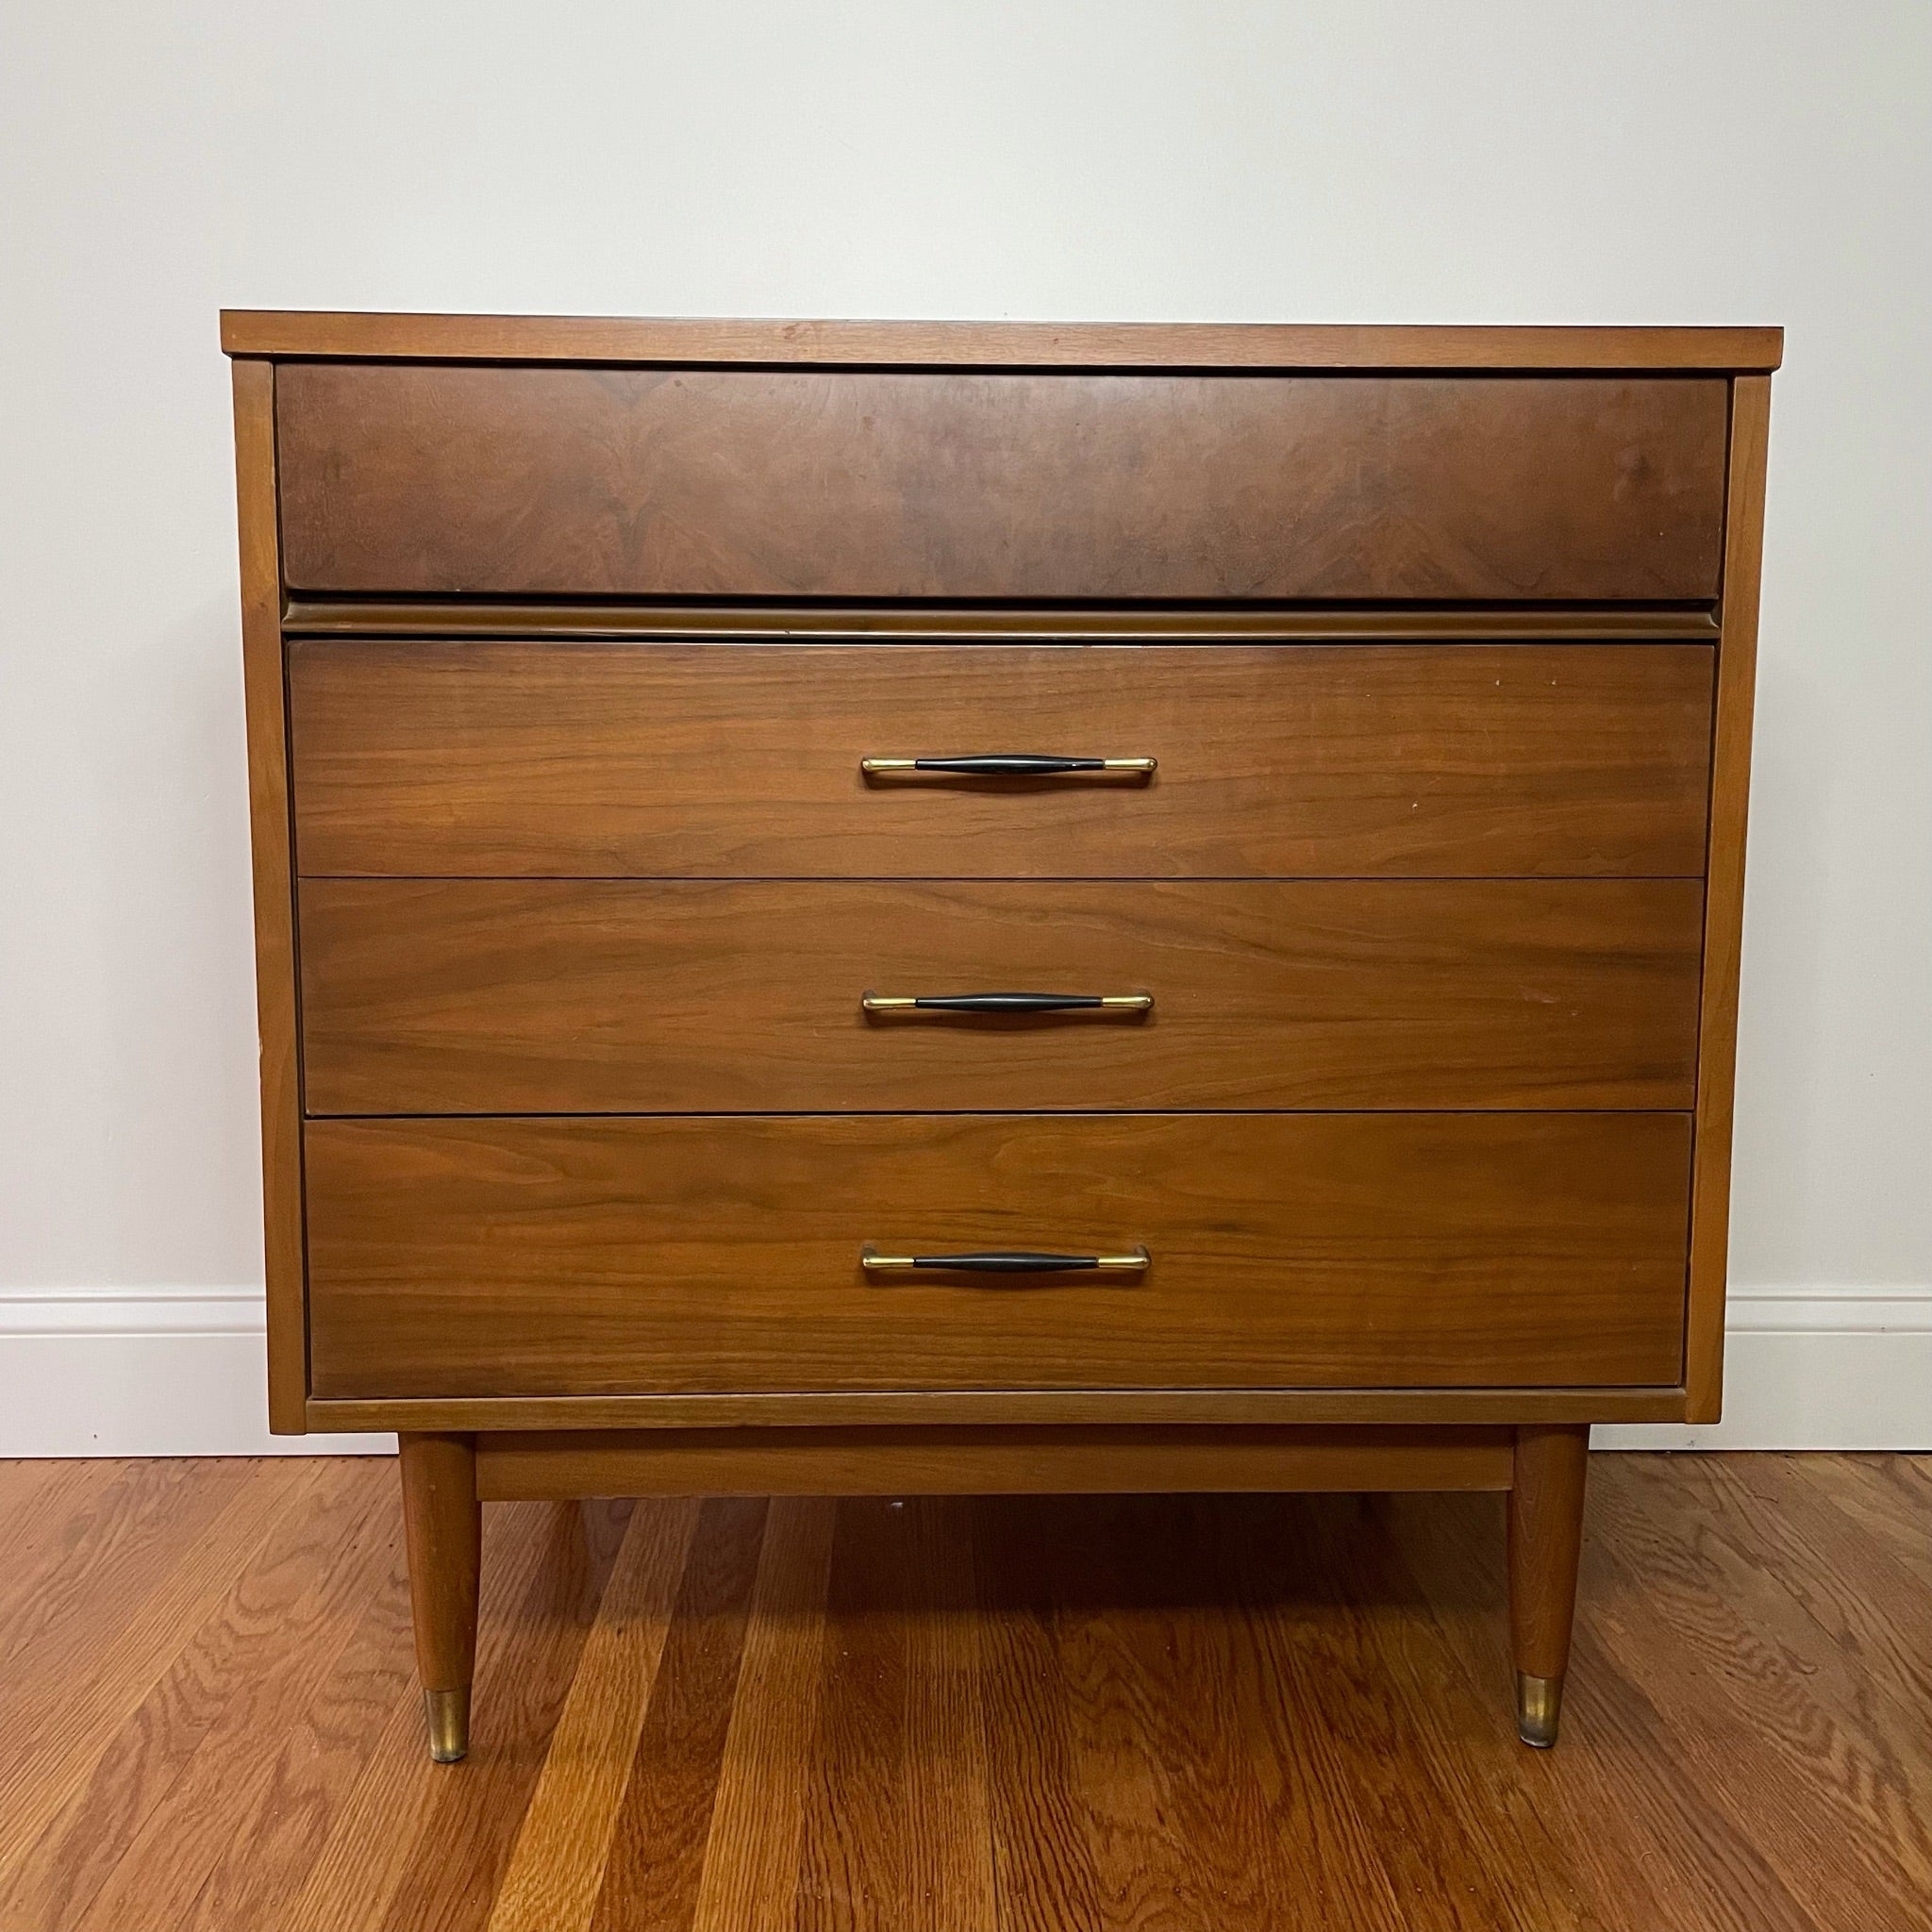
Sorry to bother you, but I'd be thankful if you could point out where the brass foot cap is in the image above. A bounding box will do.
[425,1687,471,1763]
[1515,1672,1564,1749]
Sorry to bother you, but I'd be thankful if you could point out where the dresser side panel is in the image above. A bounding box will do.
[1687,375,1773,1421]
[232,358,307,1431]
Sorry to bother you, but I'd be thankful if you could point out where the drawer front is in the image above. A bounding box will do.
[275,364,1727,601]
[289,643,1715,879]
[305,1113,1691,1398]
[299,878,1704,1115]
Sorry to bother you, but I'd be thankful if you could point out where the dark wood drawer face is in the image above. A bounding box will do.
[275,365,1727,601]
[304,1112,1691,1398]
[288,643,1716,879]
[298,878,1704,1115]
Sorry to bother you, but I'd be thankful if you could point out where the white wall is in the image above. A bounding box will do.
[2,1,1927,1454]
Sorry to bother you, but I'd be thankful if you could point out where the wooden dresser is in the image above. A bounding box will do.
[223,312,1778,1761]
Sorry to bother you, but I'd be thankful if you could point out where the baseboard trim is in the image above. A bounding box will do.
[0,1291,386,1457]
[1595,1288,1932,1451]
[2,1288,1928,1457]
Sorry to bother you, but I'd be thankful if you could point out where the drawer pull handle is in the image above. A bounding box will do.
[860,754,1156,776]
[861,1246,1151,1274]
[862,991,1153,1015]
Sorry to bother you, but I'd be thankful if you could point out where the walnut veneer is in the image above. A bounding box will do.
[225,312,1777,1759]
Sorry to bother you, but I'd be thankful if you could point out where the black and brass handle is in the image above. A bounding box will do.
[860,1246,1151,1274]
[860,754,1156,776]
[861,991,1153,1014]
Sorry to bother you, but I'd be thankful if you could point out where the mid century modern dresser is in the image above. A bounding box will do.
[223,312,1778,1760]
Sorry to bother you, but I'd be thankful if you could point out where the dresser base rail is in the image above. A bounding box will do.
[470,1423,1513,1500]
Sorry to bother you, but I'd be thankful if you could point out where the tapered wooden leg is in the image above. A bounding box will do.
[1507,1423,1589,1748]
[399,1432,481,1762]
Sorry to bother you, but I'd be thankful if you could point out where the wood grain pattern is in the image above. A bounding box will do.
[399,1434,481,1704]
[901,1498,999,1932]
[0,1468,277,1921]
[471,1426,1517,1501]
[288,642,1717,880]
[1392,1477,1855,1932]
[1212,1502,1415,1928]
[55,1464,396,1932]
[303,1111,1692,1399]
[272,1495,634,1932]
[12,1452,1927,1932]
[0,1460,327,1892]
[308,1383,1692,1434]
[580,1496,766,1932]
[275,364,1728,601]
[298,877,1703,1116]
[230,358,307,1432]
[1507,1423,1591,1679]
[221,308,1786,370]
[1687,375,1774,1422]
[1588,1458,1932,1927]
[281,599,1722,643]
[0,1459,244,1667]
[486,1497,700,1932]
[375,1501,642,1930]
[688,1498,837,1932]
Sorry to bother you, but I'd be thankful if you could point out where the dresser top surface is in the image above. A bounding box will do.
[221,310,1783,372]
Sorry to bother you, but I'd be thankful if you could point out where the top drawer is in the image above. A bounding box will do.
[275,365,1728,602]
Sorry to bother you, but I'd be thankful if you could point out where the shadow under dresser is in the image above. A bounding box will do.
[223,312,1779,1758]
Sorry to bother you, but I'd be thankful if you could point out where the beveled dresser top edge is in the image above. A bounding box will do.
[220,311,1784,372]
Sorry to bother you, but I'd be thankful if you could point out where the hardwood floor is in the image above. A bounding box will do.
[0,1454,1926,1930]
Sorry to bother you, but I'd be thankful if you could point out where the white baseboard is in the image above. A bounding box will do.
[1593,1289,1932,1451]
[2,1288,1928,1458]
[0,1291,389,1457]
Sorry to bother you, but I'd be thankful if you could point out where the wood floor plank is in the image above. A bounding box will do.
[269,1677,448,1932]
[1294,1494,1597,1932]
[903,1498,998,1932]
[586,1496,769,1932]
[1584,1460,1932,1931]
[972,1500,1108,1932]
[1224,1493,1534,1932]
[201,1514,420,1926]
[0,1458,128,1646]
[1644,1455,1932,1744]
[1791,1454,1932,1596]
[485,1496,702,1932]
[1043,1495,1251,1932]
[0,1459,326,1879]
[688,1497,838,1932]
[0,1458,255,1698]
[1209,1496,1417,1932]
[272,1496,627,1932]
[64,1462,404,1932]
[1388,1482,1828,1932]
[0,1456,65,1511]
[795,1498,918,1932]
[0,1460,389,1927]
[376,1501,644,1932]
